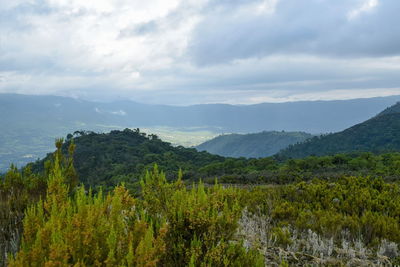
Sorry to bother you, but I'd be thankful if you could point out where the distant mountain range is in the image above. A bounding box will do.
[278,102,400,158]
[2,93,400,133]
[1,93,400,171]
[196,131,313,158]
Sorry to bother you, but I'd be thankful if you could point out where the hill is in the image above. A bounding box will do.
[30,129,224,191]
[196,131,313,158]
[24,127,400,192]
[278,102,400,158]
[1,93,400,171]
[378,101,400,116]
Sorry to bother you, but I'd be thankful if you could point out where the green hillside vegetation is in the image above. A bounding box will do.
[25,130,400,192]
[2,142,400,265]
[201,152,400,184]
[196,131,313,158]
[278,103,400,158]
[379,101,400,116]
[30,129,225,192]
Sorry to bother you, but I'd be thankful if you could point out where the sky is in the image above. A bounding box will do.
[1,0,400,105]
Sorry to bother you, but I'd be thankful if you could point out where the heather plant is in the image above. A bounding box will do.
[239,176,400,265]
[0,166,46,266]
[0,139,76,266]
[9,155,264,266]
[9,154,166,266]
[140,166,264,267]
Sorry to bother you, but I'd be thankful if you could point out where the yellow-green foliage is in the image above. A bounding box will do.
[244,176,400,247]
[271,227,292,247]
[141,166,264,267]
[0,166,47,266]
[10,162,264,266]
[9,156,166,267]
[0,140,77,266]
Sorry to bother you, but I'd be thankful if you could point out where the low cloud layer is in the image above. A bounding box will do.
[0,0,399,104]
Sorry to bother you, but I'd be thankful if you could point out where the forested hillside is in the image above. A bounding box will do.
[27,130,400,191]
[278,102,400,158]
[196,131,312,158]
[379,101,400,116]
[30,129,224,191]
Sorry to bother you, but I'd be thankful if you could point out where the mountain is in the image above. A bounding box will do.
[2,93,400,133]
[30,129,224,190]
[196,131,313,158]
[1,93,400,171]
[278,102,400,158]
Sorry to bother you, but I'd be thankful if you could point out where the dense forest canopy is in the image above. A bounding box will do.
[29,129,224,191]
[378,101,400,116]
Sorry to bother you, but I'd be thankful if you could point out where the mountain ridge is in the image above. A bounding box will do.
[196,131,313,158]
[377,101,400,116]
[278,102,400,158]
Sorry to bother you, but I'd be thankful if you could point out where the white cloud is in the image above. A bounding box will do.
[0,0,399,104]
[247,88,400,105]
[110,110,127,116]
[255,0,279,14]
[0,0,30,10]
[348,0,379,20]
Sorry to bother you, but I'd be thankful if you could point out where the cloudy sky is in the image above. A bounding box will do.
[1,0,400,105]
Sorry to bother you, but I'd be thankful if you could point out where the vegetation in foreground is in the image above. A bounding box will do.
[6,151,263,266]
[2,140,400,266]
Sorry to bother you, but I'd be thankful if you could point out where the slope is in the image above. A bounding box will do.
[278,102,400,158]
[30,129,224,190]
[196,131,313,158]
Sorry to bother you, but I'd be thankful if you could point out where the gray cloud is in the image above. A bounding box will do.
[189,0,400,65]
[119,21,159,38]
[0,0,399,105]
